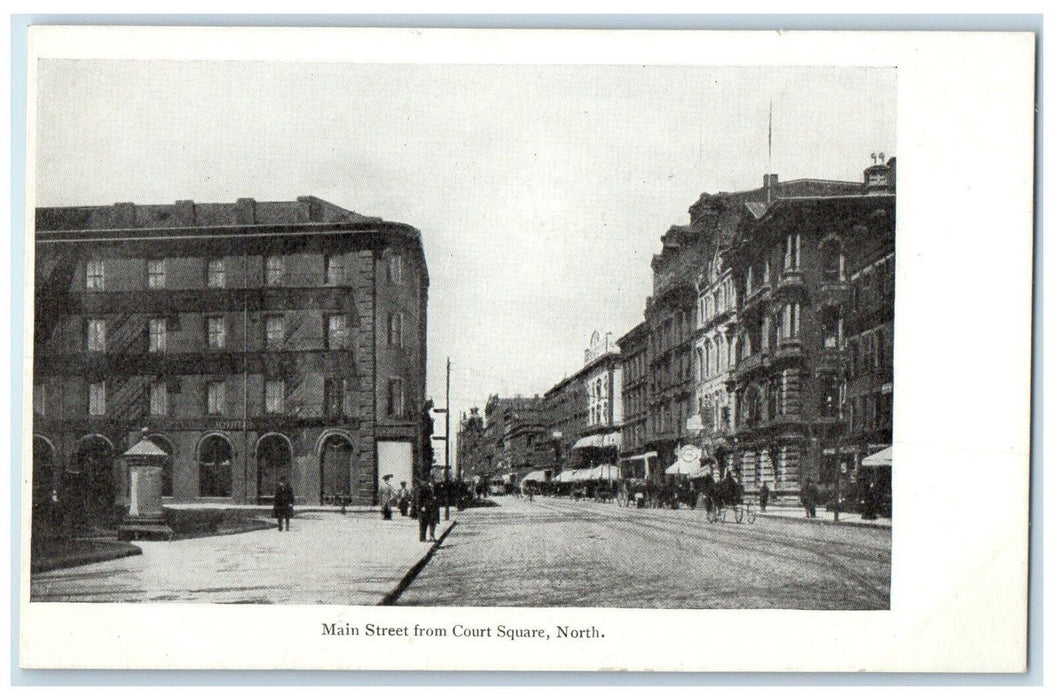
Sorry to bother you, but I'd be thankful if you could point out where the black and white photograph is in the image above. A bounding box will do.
[17,26,1034,673]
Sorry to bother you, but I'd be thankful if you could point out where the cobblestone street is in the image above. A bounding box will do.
[398,496,891,609]
[31,511,436,605]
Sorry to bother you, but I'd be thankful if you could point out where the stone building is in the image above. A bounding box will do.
[617,322,651,479]
[455,396,546,484]
[725,168,894,498]
[32,196,428,523]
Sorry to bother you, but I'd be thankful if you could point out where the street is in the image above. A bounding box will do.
[397,496,890,609]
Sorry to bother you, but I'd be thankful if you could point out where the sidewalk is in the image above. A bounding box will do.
[31,511,456,605]
[757,504,891,529]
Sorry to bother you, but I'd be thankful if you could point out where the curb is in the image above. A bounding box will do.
[31,541,143,574]
[378,519,457,606]
[756,511,891,530]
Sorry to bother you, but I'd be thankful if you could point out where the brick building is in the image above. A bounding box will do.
[725,168,894,498]
[32,196,428,524]
[616,322,651,479]
[455,396,546,484]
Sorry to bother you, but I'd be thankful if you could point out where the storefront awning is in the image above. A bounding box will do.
[861,446,892,467]
[522,470,548,483]
[572,432,622,450]
[621,451,658,463]
[665,456,705,478]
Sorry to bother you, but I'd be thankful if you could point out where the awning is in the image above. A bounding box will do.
[592,464,620,480]
[665,456,705,478]
[522,470,548,483]
[621,451,658,463]
[572,432,622,450]
[861,447,892,467]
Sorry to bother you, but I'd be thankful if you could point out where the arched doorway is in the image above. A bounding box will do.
[319,433,353,504]
[198,434,233,498]
[71,435,116,527]
[257,433,292,504]
[32,436,57,529]
[147,433,176,498]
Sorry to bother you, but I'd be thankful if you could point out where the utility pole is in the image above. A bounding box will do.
[430,357,452,521]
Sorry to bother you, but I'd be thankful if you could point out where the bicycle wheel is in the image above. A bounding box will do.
[734,504,744,523]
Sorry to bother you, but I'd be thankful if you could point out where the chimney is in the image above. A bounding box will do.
[764,173,779,203]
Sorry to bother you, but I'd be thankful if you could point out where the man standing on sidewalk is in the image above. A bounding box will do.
[416,479,439,542]
[379,474,395,520]
[273,476,295,532]
[759,482,770,512]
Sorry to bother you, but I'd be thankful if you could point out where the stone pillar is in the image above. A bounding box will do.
[118,431,174,541]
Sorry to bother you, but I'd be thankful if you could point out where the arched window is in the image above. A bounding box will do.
[256,433,293,503]
[198,434,233,498]
[716,335,725,372]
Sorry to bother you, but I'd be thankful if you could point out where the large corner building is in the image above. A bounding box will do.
[32,196,428,522]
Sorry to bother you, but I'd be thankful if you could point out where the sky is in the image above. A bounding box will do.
[34,61,896,465]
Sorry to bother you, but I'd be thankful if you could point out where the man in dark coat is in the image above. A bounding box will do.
[273,476,295,531]
[759,482,771,512]
[416,479,439,542]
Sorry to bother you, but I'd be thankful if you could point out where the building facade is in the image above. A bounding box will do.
[33,196,428,523]
[725,169,894,499]
[617,322,650,478]
[455,396,546,484]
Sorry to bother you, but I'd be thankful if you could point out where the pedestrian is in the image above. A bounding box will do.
[397,481,411,517]
[759,482,770,512]
[379,474,395,520]
[416,479,439,542]
[862,481,879,520]
[273,476,295,532]
[800,480,812,518]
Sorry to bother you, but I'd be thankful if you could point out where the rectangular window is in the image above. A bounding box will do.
[87,318,106,352]
[207,381,225,415]
[388,254,403,284]
[88,381,106,416]
[327,314,350,350]
[265,255,285,286]
[387,312,404,348]
[33,383,45,416]
[265,315,284,349]
[325,255,345,285]
[149,382,168,416]
[147,259,166,289]
[265,380,285,414]
[781,303,800,340]
[387,377,405,418]
[206,316,226,349]
[149,318,167,353]
[86,259,105,290]
[784,233,801,271]
[206,258,226,288]
[325,378,348,417]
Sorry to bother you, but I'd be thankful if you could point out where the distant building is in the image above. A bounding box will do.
[543,332,622,473]
[617,322,651,479]
[32,196,428,524]
[456,395,546,484]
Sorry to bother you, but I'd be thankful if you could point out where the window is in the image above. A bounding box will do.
[86,259,105,290]
[327,314,350,350]
[822,314,842,349]
[265,315,284,349]
[780,303,801,341]
[148,318,167,353]
[388,254,403,284]
[387,377,405,417]
[325,255,345,285]
[265,255,285,286]
[147,259,166,289]
[822,246,844,282]
[205,258,226,288]
[265,380,285,414]
[745,266,754,296]
[87,318,106,352]
[819,377,841,418]
[325,378,348,417]
[149,382,168,416]
[88,381,106,416]
[784,233,801,271]
[33,383,45,416]
[206,316,226,349]
[206,381,225,415]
